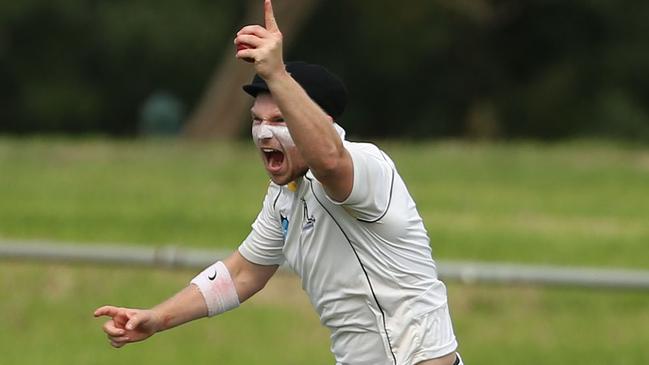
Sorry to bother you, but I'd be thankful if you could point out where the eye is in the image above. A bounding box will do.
[252,117,262,124]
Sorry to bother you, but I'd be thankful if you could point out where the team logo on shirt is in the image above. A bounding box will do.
[280,214,289,239]
[302,199,316,231]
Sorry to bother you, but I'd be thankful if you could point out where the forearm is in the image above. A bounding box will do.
[265,71,346,174]
[224,251,278,302]
[149,250,276,333]
[151,284,208,332]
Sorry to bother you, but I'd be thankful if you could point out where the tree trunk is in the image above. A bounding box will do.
[183,0,321,140]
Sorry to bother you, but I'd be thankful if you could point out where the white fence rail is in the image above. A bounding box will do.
[2,240,649,290]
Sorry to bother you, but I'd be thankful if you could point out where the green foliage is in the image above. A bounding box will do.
[2,0,649,139]
[293,0,649,140]
[1,0,242,134]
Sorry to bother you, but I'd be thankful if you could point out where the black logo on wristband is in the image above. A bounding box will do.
[208,270,217,281]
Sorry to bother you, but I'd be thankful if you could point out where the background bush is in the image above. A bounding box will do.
[2,0,648,140]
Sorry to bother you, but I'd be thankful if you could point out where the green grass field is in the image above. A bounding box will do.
[1,138,648,364]
[1,262,648,365]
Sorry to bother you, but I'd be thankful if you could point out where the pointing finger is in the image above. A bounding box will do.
[94,306,119,318]
[264,0,279,32]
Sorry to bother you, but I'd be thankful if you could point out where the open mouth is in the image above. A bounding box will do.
[262,148,285,172]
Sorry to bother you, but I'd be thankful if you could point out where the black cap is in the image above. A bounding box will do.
[243,61,348,120]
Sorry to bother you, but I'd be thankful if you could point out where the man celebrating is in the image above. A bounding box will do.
[95,1,462,364]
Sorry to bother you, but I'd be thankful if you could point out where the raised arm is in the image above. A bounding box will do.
[235,0,354,201]
[94,251,277,348]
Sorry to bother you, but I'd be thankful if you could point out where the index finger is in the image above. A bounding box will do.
[264,0,279,32]
[94,305,120,318]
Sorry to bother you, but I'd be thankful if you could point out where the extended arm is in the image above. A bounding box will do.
[265,72,353,202]
[235,0,354,201]
[156,250,277,329]
[94,251,277,348]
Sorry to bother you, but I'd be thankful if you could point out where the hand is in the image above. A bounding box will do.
[94,305,163,348]
[235,0,286,81]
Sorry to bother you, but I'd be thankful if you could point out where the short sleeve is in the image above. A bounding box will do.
[326,142,395,222]
[238,185,286,266]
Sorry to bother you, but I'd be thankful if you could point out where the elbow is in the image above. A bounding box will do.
[312,149,346,178]
[234,271,265,302]
[232,265,276,303]
[317,157,341,177]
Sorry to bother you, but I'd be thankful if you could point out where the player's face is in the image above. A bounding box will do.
[251,94,308,185]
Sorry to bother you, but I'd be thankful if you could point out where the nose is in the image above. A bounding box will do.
[253,122,274,141]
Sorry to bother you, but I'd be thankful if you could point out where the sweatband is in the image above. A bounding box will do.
[190,261,240,317]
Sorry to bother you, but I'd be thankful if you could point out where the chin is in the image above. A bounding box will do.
[269,169,306,186]
[268,172,291,186]
[270,177,288,185]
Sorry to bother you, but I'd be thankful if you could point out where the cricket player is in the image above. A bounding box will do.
[95,1,462,364]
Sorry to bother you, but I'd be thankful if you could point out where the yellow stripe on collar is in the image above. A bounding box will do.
[288,181,298,192]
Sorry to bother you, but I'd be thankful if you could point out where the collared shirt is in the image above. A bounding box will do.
[239,141,456,364]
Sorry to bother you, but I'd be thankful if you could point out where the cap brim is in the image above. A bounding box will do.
[242,84,270,97]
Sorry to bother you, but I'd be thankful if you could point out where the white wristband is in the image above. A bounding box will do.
[190,261,240,317]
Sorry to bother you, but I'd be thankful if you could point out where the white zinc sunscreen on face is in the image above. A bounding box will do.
[252,123,295,147]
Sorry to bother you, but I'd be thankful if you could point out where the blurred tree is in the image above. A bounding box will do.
[1,0,648,141]
[139,91,184,136]
[0,0,241,134]
[183,0,321,139]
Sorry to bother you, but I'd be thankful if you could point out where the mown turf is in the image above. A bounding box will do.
[0,262,331,365]
[386,141,649,268]
[1,262,647,365]
[1,138,648,364]
[1,138,648,268]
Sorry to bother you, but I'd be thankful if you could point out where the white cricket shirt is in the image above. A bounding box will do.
[239,141,457,364]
